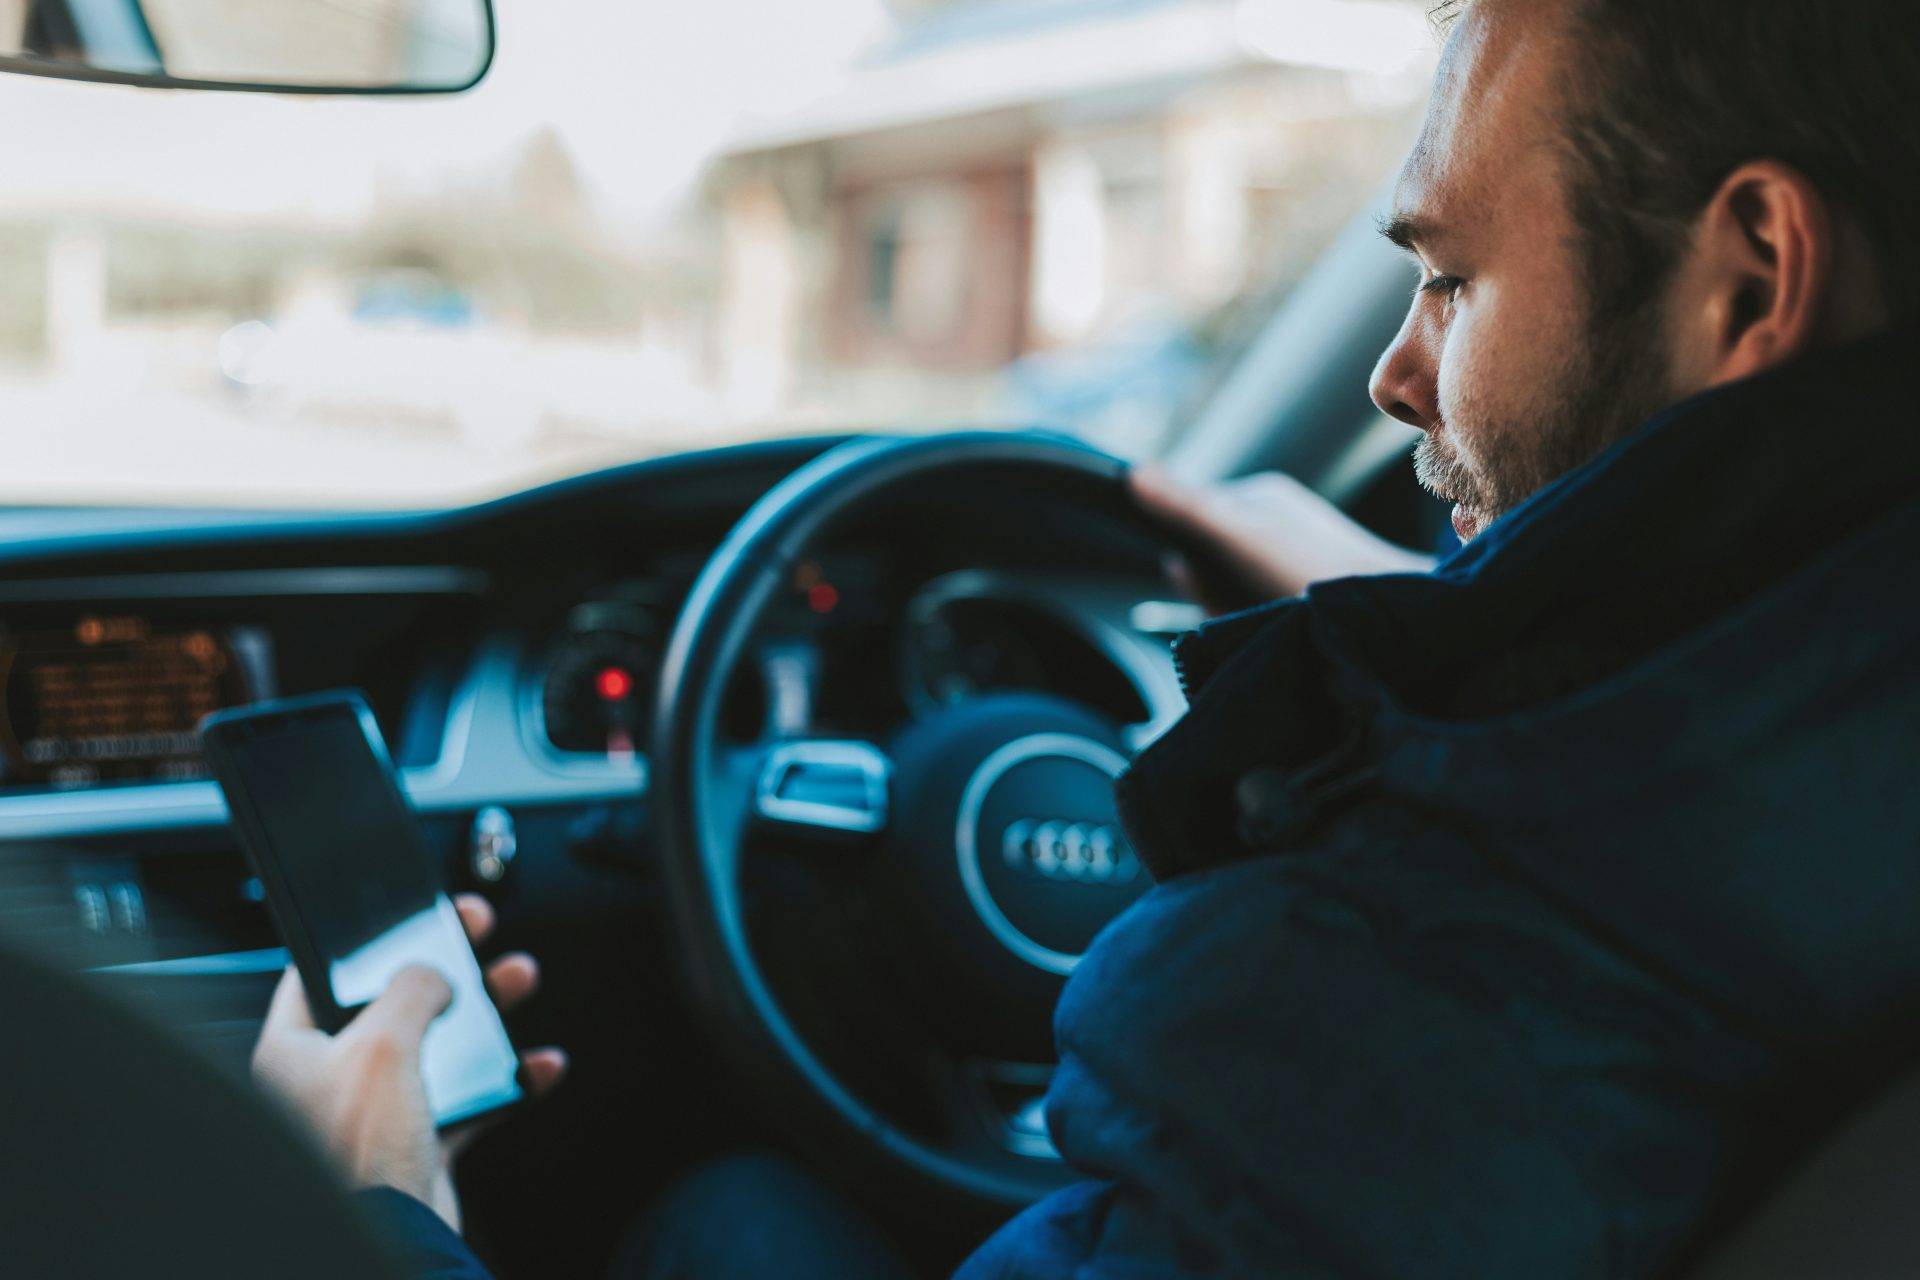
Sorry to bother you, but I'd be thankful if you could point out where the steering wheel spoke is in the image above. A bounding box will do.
[753,738,892,838]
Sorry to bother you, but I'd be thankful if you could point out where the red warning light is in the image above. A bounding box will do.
[595,666,635,702]
[806,583,840,614]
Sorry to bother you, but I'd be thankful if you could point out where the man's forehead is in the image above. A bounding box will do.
[1388,0,1573,246]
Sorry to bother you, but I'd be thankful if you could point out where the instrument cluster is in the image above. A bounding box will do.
[530,559,1177,761]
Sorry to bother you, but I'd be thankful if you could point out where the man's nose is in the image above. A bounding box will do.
[1369,313,1439,431]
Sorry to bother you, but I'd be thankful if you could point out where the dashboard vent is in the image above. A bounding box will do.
[0,843,274,970]
[0,847,130,968]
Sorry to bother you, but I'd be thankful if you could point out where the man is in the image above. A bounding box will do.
[254,0,1920,1274]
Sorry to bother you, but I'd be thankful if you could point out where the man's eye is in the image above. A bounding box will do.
[1420,274,1465,298]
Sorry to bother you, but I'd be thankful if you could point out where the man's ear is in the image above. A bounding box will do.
[1682,160,1835,387]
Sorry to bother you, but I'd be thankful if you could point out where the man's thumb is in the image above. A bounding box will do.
[357,965,453,1047]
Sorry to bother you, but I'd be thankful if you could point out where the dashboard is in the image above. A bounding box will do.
[0,435,1191,982]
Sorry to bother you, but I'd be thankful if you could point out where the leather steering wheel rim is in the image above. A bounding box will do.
[652,431,1138,1211]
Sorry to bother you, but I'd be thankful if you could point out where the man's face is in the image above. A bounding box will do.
[1369,0,1677,542]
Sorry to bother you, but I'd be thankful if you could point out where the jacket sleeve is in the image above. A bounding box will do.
[954,839,1751,1279]
[355,1188,496,1280]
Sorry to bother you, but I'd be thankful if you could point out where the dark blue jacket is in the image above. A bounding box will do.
[959,323,1920,1278]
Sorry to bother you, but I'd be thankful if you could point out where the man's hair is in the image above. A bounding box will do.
[1437,0,1920,326]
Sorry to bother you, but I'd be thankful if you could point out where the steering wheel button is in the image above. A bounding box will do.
[755,741,891,835]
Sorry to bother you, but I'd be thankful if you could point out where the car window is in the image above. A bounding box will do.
[0,0,1434,508]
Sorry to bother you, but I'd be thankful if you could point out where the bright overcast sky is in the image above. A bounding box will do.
[0,0,889,224]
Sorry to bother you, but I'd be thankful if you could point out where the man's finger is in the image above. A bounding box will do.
[1130,464,1209,527]
[1142,470,1271,561]
[1162,552,1240,617]
[453,893,495,946]
[263,965,317,1032]
[484,951,539,1010]
[352,965,453,1048]
[1133,465,1280,613]
[437,1046,569,1161]
[519,1047,568,1098]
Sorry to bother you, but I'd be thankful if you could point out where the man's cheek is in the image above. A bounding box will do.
[1443,305,1527,454]
[1433,322,1489,459]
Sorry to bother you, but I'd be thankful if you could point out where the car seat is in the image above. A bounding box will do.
[0,942,403,1279]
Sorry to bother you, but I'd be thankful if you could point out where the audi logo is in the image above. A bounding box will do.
[1000,819,1139,885]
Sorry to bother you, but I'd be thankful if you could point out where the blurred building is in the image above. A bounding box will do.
[704,0,1431,426]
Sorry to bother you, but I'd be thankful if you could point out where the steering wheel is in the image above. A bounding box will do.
[653,432,1190,1215]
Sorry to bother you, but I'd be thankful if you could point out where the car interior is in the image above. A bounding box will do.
[0,1,1909,1277]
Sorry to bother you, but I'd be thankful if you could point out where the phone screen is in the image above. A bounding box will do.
[205,697,524,1128]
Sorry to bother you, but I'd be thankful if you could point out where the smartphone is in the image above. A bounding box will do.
[200,690,526,1129]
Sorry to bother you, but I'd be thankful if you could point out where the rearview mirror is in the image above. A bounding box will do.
[0,0,493,94]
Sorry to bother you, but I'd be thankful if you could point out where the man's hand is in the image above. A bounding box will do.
[1131,465,1435,611]
[251,894,567,1233]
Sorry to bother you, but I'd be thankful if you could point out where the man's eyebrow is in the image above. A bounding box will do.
[1376,213,1431,253]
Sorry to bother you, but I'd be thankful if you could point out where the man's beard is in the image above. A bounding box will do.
[1414,298,1677,540]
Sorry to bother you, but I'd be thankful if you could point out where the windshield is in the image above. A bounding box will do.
[0,0,1433,508]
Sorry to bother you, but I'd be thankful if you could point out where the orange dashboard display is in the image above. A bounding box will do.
[0,615,265,788]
